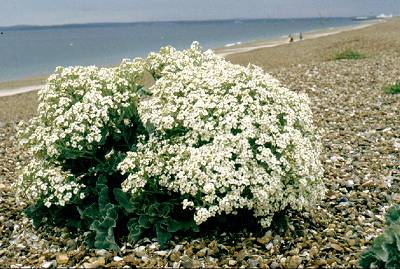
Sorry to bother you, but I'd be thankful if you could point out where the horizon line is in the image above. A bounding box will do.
[0,15,381,29]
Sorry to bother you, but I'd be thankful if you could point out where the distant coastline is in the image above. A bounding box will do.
[0,16,378,30]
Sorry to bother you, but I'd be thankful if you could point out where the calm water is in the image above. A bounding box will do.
[0,18,360,82]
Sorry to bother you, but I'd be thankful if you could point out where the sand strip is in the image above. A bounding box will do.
[0,85,43,97]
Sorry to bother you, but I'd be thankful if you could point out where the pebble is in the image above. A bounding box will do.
[41,260,57,269]
[287,255,302,269]
[270,261,280,269]
[362,180,374,188]
[247,259,259,268]
[309,246,319,259]
[141,256,149,264]
[113,256,123,262]
[134,246,146,257]
[123,255,135,263]
[66,239,78,250]
[196,247,208,257]
[180,255,193,268]
[107,260,125,267]
[345,179,354,189]
[56,254,69,265]
[257,231,272,245]
[83,262,97,269]
[326,228,335,237]
[228,259,237,266]
[154,250,168,256]
[266,242,274,250]
[169,251,181,262]
[87,256,105,267]
[347,239,356,247]
[330,243,344,252]
[96,257,106,266]
[95,249,110,257]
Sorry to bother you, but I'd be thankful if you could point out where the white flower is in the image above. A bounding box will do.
[105,149,115,160]
[203,183,215,194]
[182,199,194,209]
[13,158,85,207]
[119,43,325,228]
[18,58,145,159]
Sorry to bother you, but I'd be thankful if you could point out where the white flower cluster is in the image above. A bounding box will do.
[16,42,324,227]
[16,59,144,206]
[145,42,208,79]
[119,43,325,227]
[14,159,85,207]
[18,59,144,158]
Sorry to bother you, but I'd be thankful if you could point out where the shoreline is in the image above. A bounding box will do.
[0,84,45,97]
[0,18,385,97]
[214,19,383,56]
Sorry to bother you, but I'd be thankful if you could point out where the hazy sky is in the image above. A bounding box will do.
[0,0,398,26]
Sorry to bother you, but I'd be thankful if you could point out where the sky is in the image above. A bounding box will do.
[0,0,399,26]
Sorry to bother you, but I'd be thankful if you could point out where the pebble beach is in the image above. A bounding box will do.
[0,18,399,268]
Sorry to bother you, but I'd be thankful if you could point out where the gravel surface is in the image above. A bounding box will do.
[0,19,399,268]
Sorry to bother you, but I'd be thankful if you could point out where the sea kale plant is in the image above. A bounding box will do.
[15,42,325,250]
[360,205,400,268]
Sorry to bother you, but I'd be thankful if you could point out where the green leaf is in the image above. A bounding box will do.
[167,219,198,233]
[25,203,46,228]
[82,177,120,252]
[372,234,391,262]
[78,204,98,220]
[387,259,400,269]
[98,185,109,208]
[138,215,152,228]
[113,188,135,213]
[127,218,143,242]
[392,224,400,251]
[66,218,82,229]
[156,223,172,246]
[89,204,120,252]
[359,250,378,269]
[167,219,182,233]
[147,203,160,217]
[158,203,172,217]
[386,205,400,225]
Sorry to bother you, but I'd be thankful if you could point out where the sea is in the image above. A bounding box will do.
[0,17,363,82]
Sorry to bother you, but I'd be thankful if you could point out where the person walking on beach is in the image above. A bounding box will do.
[288,34,294,43]
[299,32,303,40]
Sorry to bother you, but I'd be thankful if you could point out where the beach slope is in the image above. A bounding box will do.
[0,18,399,268]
